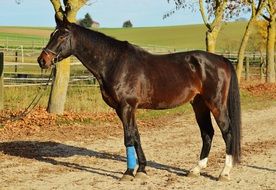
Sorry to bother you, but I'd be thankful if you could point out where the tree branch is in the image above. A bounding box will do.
[261,13,271,21]
[199,0,211,29]
[209,0,227,31]
[251,0,267,19]
[251,0,256,17]
[63,0,88,20]
[215,0,220,10]
[79,0,89,6]
[256,0,268,17]
[268,0,276,19]
[50,0,65,19]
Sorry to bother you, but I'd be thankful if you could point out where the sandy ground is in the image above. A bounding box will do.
[0,106,275,190]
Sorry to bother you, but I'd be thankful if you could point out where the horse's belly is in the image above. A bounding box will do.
[139,87,197,110]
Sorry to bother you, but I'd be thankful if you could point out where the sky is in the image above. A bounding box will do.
[0,0,204,28]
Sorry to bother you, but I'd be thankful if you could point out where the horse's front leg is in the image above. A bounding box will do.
[116,102,147,181]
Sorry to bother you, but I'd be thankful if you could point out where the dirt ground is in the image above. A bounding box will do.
[0,102,275,190]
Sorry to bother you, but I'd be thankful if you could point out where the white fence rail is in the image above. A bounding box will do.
[4,75,97,87]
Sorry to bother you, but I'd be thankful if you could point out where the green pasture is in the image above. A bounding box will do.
[0,22,248,52]
[101,22,247,51]
[0,32,44,41]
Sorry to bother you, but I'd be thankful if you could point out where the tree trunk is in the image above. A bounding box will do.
[47,0,81,114]
[206,29,219,53]
[236,1,267,83]
[0,52,4,110]
[199,0,225,53]
[266,18,276,83]
[236,19,255,83]
[47,59,71,114]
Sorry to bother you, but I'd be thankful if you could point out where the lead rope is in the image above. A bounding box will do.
[0,68,54,123]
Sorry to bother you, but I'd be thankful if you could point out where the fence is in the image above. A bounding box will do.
[3,54,267,87]
[0,41,183,87]
[221,52,267,81]
[0,41,268,87]
[0,51,269,122]
[0,52,3,110]
[3,62,97,87]
[0,37,47,52]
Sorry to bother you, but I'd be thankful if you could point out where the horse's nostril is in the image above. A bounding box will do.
[42,59,46,65]
[38,58,46,68]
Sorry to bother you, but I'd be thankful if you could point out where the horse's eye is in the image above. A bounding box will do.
[59,33,69,40]
[59,35,66,40]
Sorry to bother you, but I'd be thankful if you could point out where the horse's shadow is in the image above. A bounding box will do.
[0,141,215,180]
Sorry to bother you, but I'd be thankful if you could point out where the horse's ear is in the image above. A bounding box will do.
[62,16,71,29]
[55,14,63,27]
[55,14,71,29]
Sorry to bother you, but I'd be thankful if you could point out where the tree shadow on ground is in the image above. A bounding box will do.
[0,141,216,180]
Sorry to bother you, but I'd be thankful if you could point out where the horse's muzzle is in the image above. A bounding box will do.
[37,56,49,69]
[37,52,53,69]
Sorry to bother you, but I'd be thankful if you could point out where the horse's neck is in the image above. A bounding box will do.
[73,30,122,81]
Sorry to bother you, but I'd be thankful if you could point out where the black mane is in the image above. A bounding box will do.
[71,23,148,55]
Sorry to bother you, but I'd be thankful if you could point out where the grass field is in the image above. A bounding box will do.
[0,22,248,52]
[3,84,276,122]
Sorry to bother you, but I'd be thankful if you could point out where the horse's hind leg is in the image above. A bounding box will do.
[188,95,214,177]
[211,108,233,181]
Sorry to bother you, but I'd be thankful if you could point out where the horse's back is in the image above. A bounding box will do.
[136,50,232,109]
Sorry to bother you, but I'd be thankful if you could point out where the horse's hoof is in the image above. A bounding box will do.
[218,174,230,182]
[120,174,134,182]
[135,172,148,180]
[187,171,200,178]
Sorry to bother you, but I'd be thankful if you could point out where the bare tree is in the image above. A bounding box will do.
[166,0,245,53]
[198,0,227,53]
[236,0,267,83]
[262,0,276,83]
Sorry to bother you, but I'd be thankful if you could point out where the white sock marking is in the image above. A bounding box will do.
[190,157,208,175]
[221,154,233,177]
[225,154,233,168]
[198,157,208,168]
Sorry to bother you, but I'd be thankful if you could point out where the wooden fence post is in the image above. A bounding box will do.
[0,52,4,110]
[260,59,266,82]
[15,51,18,73]
[260,58,266,82]
[245,57,250,81]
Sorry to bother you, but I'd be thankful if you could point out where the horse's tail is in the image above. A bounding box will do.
[226,59,241,164]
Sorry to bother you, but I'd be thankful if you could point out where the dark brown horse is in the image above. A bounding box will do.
[38,16,241,181]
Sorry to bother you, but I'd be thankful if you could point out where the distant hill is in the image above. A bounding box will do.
[100,21,247,52]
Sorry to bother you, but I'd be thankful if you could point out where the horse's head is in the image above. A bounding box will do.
[37,16,73,69]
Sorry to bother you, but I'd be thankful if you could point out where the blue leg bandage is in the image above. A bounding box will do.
[126,146,137,170]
